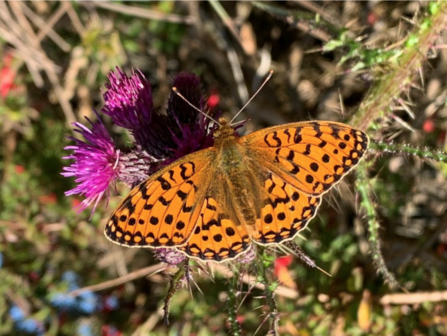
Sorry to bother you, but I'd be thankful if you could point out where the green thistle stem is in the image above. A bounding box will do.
[227,268,241,336]
[351,1,447,130]
[163,261,187,325]
[256,248,279,335]
[369,141,447,162]
[356,161,399,288]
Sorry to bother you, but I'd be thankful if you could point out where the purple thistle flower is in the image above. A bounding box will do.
[155,248,186,265]
[62,68,224,226]
[102,68,153,130]
[164,73,218,162]
[61,115,119,214]
[236,245,256,264]
[102,69,217,161]
[168,72,206,124]
[102,68,174,159]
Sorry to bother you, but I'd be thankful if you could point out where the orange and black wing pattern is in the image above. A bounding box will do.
[179,186,252,262]
[104,149,216,248]
[244,121,369,196]
[247,162,321,245]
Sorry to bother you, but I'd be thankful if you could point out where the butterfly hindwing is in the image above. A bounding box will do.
[244,121,369,196]
[179,190,252,262]
[105,149,216,248]
[248,163,321,244]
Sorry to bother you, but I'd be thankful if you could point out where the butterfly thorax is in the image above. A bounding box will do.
[213,118,259,229]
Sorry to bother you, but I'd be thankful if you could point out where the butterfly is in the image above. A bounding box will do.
[105,116,369,263]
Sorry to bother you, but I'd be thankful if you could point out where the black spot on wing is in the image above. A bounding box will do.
[294,127,302,143]
[313,122,323,137]
[157,176,171,190]
[330,124,341,139]
[283,128,291,143]
[168,169,177,183]
[180,162,195,180]
[303,144,311,156]
[138,183,149,200]
[158,196,170,206]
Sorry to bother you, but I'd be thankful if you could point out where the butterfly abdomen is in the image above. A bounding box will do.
[217,138,258,228]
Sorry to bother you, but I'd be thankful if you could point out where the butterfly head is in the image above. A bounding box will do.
[212,117,237,141]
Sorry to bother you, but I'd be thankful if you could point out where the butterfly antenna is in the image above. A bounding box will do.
[172,87,220,126]
[229,70,274,125]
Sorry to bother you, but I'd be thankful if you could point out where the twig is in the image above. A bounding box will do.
[293,0,342,29]
[208,0,246,53]
[86,1,195,24]
[20,3,71,52]
[252,1,332,42]
[69,264,167,296]
[65,2,86,35]
[35,1,69,43]
[213,264,298,300]
[380,290,447,305]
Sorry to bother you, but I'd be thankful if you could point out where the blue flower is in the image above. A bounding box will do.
[9,305,25,321]
[51,290,101,315]
[15,319,45,335]
[104,295,120,311]
[78,322,94,336]
[62,271,79,291]
[9,306,45,336]
[77,291,100,314]
[50,293,77,311]
[62,270,78,284]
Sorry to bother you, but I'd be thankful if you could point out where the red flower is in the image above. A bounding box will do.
[14,165,25,174]
[0,53,17,98]
[39,193,57,205]
[423,119,435,133]
[207,89,220,110]
[274,256,297,289]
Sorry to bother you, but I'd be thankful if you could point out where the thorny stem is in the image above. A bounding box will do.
[356,161,399,289]
[227,267,241,336]
[256,247,279,336]
[163,260,187,325]
[369,141,447,163]
[252,1,338,36]
[351,2,447,131]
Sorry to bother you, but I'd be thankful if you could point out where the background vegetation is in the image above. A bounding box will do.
[1,1,447,335]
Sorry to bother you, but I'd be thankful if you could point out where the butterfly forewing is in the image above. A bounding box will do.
[244,121,369,196]
[105,149,216,248]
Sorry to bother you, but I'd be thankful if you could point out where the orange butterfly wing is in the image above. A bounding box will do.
[247,163,321,245]
[179,187,252,262]
[243,121,369,196]
[105,148,216,248]
[243,121,368,245]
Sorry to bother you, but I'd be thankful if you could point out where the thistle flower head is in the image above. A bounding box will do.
[63,68,223,217]
[62,115,119,215]
[102,68,153,129]
[155,248,186,265]
[165,72,218,161]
